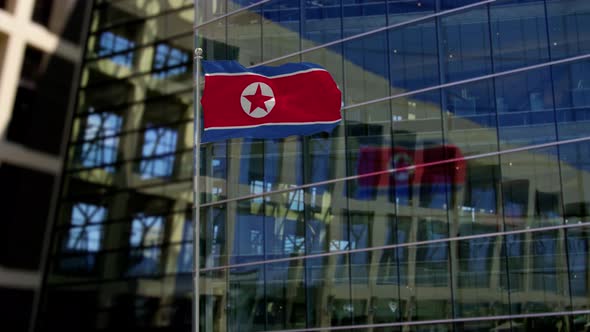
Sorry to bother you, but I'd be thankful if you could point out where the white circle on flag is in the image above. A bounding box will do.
[393,152,414,182]
[240,82,276,118]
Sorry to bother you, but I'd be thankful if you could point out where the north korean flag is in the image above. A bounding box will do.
[200,61,342,142]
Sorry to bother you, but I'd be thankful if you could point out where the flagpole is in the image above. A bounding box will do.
[193,47,203,332]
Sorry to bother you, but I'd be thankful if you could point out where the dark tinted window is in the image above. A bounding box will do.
[0,163,54,270]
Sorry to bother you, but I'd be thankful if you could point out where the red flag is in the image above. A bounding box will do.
[201,61,342,142]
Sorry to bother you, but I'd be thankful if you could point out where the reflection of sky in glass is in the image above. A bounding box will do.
[284,234,305,253]
[177,220,193,273]
[287,186,304,211]
[250,180,271,203]
[153,44,189,78]
[127,214,164,276]
[98,32,135,66]
[139,127,178,179]
[66,203,106,252]
[130,214,163,247]
[80,111,122,171]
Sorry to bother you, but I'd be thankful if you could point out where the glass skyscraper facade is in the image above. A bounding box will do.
[38,0,590,331]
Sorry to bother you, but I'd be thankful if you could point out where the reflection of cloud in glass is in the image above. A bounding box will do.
[127,214,164,276]
[98,32,135,66]
[66,203,106,252]
[139,126,178,179]
[80,111,122,172]
[152,44,189,79]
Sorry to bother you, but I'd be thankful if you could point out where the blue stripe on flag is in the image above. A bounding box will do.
[202,60,325,77]
[202,122,340,142]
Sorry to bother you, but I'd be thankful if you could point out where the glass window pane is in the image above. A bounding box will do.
[388,0,435,26]
[302,46,344,89]
[390,19,439,93]
[346,102,392,201]
[440,7,492,82]
[495,68,557,150]
[75,112,122,171]
[453,235,511,319]
[547,0,590,60]
[139,126,178,179]
[227,8,262,66]
[490,0,550,72]
[197,0,226,23]
[553,59,590,140]
[344,31,390,106]
[503,231,570,316]
[302,0,342,48]
[443,79,498,156]
[560,141,590,224]
[343,0,387,37]
[227,265,265,331]
[501,147,563,230]
[405,241,452,321]
[262,0,301,62]
[567,227,590,311]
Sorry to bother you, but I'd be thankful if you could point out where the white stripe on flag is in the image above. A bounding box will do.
[204,67,327,79]
[204,119,341,131]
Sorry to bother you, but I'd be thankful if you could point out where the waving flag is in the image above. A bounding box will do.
[200,61,342,142]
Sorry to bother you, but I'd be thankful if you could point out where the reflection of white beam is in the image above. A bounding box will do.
[0,141,62,174]
[0,9,80,61]
[0,3,81,140]
[0,266,40,290]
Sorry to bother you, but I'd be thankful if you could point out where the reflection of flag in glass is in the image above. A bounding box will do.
[355,145,466,199]
[201,61,342,142]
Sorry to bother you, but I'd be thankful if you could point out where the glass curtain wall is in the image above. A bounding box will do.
[195,0,590,331]
[38,0,590,332]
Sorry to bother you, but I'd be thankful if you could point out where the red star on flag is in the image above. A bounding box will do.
[244,83,273,114]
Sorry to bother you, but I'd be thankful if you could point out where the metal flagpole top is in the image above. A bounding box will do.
[195,48,203,59]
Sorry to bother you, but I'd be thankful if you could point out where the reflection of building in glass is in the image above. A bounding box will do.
[36,1,590,332]
[0,1,92,331]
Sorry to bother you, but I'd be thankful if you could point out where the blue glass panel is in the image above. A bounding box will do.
[552,59,590,140]
[441,0,488,10]
[139,126,178,179]
[440,7,492,82]
[495,68,556,149]
[97,31,135,66]
[61,203,107,272]
[342,0,387,37]
[127,214,164,276]
[344,31,390,105]
[152,44,189,79]
[390,19,439,93]
[547,0,590,60]
[388,0,435,25]
[177,219,193,272]
[302,0,342,45]
[490,0,550,72]
[66,203,106,252]
[79,111,122,171]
